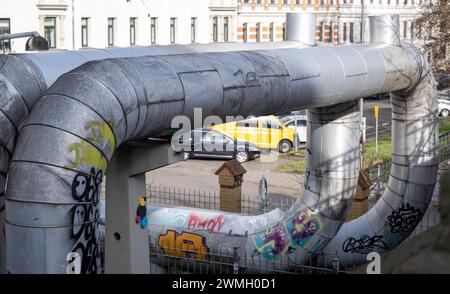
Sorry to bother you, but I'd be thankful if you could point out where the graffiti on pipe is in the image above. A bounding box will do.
[65,120,116,170]
[158,230,209,260]
[70,167,102,274]
[342,235,388,254]
[187,214,224,233]
[253,208,323,260]
[387,203,423,234]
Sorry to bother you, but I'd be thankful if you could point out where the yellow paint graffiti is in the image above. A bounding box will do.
[158,230,209,260]
[66,120,116,170]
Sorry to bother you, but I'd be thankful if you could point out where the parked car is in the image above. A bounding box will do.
[437,74,450,91]
[175,129,260,163]
[280,115,307,143]
[211,115,296,153]
[438,93,450,117]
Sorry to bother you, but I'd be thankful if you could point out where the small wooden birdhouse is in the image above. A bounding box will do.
[215,159,246,213]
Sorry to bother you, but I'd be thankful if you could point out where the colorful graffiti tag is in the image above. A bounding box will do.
[187,214,224,233]
[66,120,116,170]
[158,230,209,260]
[135,197,148,229]
[253,208,323,261]
[66,120,116,274]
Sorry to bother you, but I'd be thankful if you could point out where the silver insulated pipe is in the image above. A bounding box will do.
[320,15,439,265]
[0,16,313,273]
[5,37,437,273]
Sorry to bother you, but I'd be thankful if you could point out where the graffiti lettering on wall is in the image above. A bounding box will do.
[65,120,116,171]
[342,235,388,254]
[70,167,102,273]
[387,203,423,234]
[158,230,209,260]
[253,208,323,261]
[188,214,224,233]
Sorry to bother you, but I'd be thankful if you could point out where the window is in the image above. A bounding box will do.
[130,18,136,45]
[403,21,407,38]
[282,22,286,41]
[343,22,347,42]
[256,23,261,42]
[269,22,274,42]
[320,0,324,5]
[170,18,176,44]
[108,18,115,46]
[243,23,248,42]
[81,18,89,47]
[410,21,414,40]
[329,22,333,43]
[44,17,56,48]
[191,18,196,43]
[212,17,218,42]
[308,0,312,4]
[319,21,323,41]
[223,17,229,42]
[151,17,157,44]
[349,22,354,43]
[0,18,11,51]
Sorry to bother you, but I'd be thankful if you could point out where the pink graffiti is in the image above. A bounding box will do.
[188,214,225,233]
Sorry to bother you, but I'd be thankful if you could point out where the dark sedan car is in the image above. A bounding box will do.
[174,129,260,163]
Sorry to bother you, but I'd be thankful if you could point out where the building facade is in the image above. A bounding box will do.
[236,0,422,44]
[0,0,238,53]
[0,0,424,53]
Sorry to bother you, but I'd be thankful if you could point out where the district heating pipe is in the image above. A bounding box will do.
[320,15,439,266]
[0,13,315,273]
[5,33,437,272]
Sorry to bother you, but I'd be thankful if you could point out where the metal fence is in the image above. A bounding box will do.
[149,244,356,274]
[147,185,295,215]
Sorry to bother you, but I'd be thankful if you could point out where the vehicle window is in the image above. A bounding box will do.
[438,95,450,101]
[284,120,295,127]
[261,118,281,129]
[299,120,307,127]
[202,132,213,142]
[210,132,227,143]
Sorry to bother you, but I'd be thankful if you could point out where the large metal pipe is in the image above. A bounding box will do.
[286,13,317,46]
[369,15,400,46]
[5,40,436,273]
[0,37,310,273]
[320,15,439,266]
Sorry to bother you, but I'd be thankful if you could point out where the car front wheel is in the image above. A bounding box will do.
[183,152,191,160]
[235,151,249,163]
[279,140,292,153]
[442,109,450,117]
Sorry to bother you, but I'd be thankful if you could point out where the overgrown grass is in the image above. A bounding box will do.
[363,139,392,170]
[440,121,450,135]
[276,159,306,174]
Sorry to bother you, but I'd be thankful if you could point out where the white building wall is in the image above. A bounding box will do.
[0,0,236,53]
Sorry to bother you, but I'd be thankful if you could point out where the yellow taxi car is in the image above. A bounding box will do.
[211,115,296,153]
